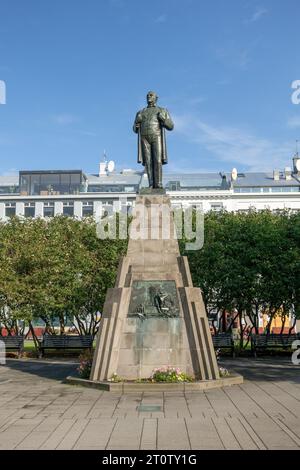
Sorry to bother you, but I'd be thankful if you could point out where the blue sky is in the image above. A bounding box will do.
[0,0,300,175]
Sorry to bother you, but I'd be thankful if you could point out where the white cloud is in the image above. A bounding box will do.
[246,7,268,24]
[0,80,6,104]
[52,113,80,125]
[164,161,214,173]
[287,115,300,129]
[173,113,292,171]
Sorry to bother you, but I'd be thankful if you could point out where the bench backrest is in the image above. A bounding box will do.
[42,335,93,348]
[252,334,298,347]
[65,336,93,348]
[0,336,24,348]
[212,334,233,347]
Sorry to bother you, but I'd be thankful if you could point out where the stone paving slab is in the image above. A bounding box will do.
[157,418,190,450]
[0,357,299,450]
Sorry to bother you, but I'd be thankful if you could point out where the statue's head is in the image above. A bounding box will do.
[147,91,158,106]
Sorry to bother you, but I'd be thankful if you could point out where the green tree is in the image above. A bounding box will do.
[183,209,300,348]
[0,215,128,351]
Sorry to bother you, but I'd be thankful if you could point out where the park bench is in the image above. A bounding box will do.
[40,334,93,357]
[251,333,299,357]
[212,333,235,357]
[0,335,24,358]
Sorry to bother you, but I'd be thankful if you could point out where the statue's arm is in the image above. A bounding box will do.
[133,111,143,133]
[159,108,174,131]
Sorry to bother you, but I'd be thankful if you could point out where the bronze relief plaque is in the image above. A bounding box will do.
[128,280,180,319]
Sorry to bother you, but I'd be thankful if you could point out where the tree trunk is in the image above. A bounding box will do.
[280,314,286,335]
[221,309,226,332]
[289,314,297,335]
[239,311,244,350]
[28,321,40,356]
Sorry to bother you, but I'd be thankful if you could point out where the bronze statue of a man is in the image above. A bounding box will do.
[133,91,174,189]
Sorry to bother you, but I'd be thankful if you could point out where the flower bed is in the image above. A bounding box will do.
[77,350,93,379]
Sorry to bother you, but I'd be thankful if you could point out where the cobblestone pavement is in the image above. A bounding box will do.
[0,357,299,450]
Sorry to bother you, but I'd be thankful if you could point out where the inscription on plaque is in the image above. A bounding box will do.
[128,280,180,319]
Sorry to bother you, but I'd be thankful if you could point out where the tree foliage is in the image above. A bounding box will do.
[182,209,300,347]
[0,216,127,345]
[0,210,299,352]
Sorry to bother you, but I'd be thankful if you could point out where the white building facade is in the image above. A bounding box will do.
[0,156,300,220]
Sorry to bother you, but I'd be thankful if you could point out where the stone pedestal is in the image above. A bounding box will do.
[90,194,220,381]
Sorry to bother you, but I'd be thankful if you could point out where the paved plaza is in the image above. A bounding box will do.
[0,357,299,450]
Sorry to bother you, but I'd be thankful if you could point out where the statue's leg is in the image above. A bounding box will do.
[141,137,153,187]
[152,136,162,189]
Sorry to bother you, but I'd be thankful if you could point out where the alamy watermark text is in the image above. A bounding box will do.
[0,80,6,105]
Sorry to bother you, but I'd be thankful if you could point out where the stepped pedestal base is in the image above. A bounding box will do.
[90,194,221,383]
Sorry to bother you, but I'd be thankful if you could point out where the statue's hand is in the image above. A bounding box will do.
[158,112,165,124]
[135,113,143,124]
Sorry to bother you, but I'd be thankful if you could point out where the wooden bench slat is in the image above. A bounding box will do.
[40,335,93,356]
[0,336,24,357]
[251,334,299,356]
[0,336,24,347]
[212,333,235,357]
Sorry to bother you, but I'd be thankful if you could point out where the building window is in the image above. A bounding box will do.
[271,187,284,193]
[82,201,94,217]
[87,184,139,193]
[24,202,35,218]
[5,202,16,218]
[43,202,55,218]
[270,186,299,193]
[0,185,19,194]
[171,203,182,210]
[210,203,223,212]
[168,181,181,191]
[63,201,74,217]
[19,171,85,195]
[241,188,252,193]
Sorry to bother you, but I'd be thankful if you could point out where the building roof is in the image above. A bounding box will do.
[227,172,300,188]
[19,169,84,174]
[0,167,299,193]
[0,175,19,186]
[163,172,227,189]
[87,171,143,185]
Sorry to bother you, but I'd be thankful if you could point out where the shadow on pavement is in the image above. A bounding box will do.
[2,357,299,385]
[2,358,79,382]
[220,357,300,384]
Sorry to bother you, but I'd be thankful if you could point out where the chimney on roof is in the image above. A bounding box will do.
[284,167,292,180]
[273,169,280,181]
[99,150,108,177]
[99,162,107,176]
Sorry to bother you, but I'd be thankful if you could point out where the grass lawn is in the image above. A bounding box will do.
[19,339,97,359]
[24,340,36,352]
